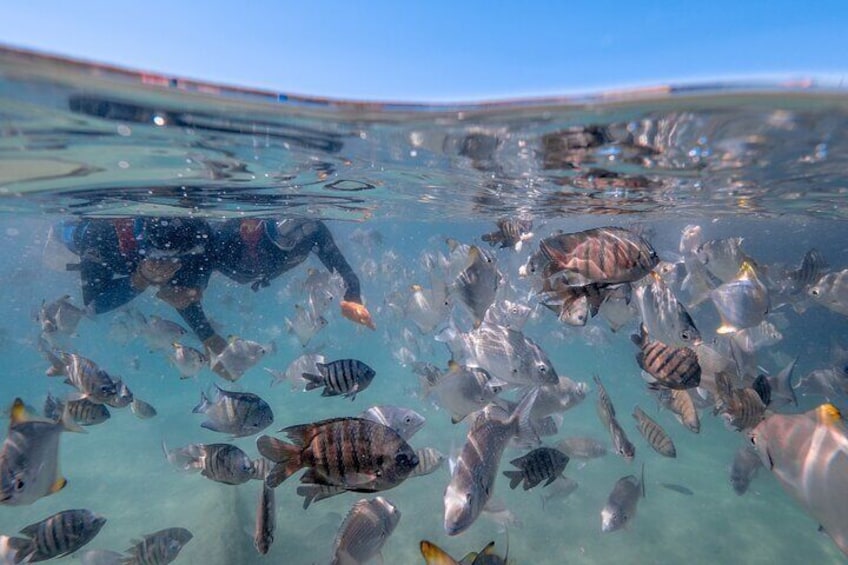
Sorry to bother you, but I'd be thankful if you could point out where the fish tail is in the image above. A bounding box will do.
[503,470,523,490]
[191,391,211,414]
[302,373,324,390]
[256,436,301,487]
[420,540,458,565]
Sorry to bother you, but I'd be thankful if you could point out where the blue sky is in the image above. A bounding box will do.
[2,1,846,101]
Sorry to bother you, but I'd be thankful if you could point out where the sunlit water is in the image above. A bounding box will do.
[1,46,848,564]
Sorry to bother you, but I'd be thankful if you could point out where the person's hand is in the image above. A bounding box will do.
[156,286,201,310]
[138,258,182,285]
[340,300,376,330]
[203,334,238,382]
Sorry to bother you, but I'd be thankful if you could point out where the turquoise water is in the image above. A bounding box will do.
[1,46,848,564]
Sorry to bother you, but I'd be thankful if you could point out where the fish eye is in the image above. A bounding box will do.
[810,288,820,297]
[538,365,547,373]
[681,330,691,341]
[14,477,24,491]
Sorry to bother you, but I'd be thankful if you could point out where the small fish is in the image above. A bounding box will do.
[170,342,207,379]
[502,447,569,490]
[285,303,328,347]
[482,299,532,330]
[209,336,273,381]
[593,374,616,429]
[714,372,767,432]
[103,379,133,409]
[408,447,446,478]
[359,405,425,441]
[711,261,770,334]
[0,398,83,506]
[405,283,450,335]
[164,442,256,485]
[257,417,419,491]
[481,217,534,251]
[809,268,848,316]
[632,406,676,458]
[192,385,273,437]
[8,508,106,562]
[632,325,701,390]
[788,248,828,294]
[660,483,694,496]
[427,361,505,424]
[729,443,762,495]
[421,540,509,565]
[38,295,87,336]
[302,359,376,401]
[44,393,110,426]
[555,437,608,460]
[122,527,193,565]
[142,315,188,351]
[696,236,750,283]
[266,353,325,390]
[331,497,401,565]
[451,245,502,328]
[130,398,157,420]
[540,476,579,508]
[601,463,646,533]
[254,483,275,555]
[608,415,636,462]
[655,388,700,433]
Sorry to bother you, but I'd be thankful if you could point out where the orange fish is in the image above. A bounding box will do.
[341,300,376,330]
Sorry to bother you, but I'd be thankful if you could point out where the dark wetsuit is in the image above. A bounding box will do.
[70,218,216,341]
[212,218,361,303]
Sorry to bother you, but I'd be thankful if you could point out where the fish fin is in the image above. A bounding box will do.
[814,403,843,426]
[716,323,738,335]
[302,373,324,390]
[49,476,67,494]
[192,392,211,414]
[342,472,378,488]
[450,414,467,425]
[543,475,558,487]
[199,421,222,433]
[256,436,301,487]
[9,398,30,424]
[509,387,540,446]
[420,540,459,565]
[503,470,523,490]
[640,462,646,498]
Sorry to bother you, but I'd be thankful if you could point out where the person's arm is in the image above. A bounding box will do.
[81,263,144,314]
[312,221,361,303]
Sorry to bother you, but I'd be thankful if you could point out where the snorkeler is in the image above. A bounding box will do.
[209,218,375,334]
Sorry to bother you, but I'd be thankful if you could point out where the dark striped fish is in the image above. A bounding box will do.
[302,359,376,400]
[632,406,677,458]
[633,325,701,390]
[123,527,193,565]
[331,497,400,565]
[103,379,133,409]
[789,248,828,294]
[529,226,659,286]
[163,443,256,485]
[256,417,418,491]
[593,374,616,428]
[9,508,106,562]
[254,483,275,555]
[482,218,534,250]
[502,447,569,490]
[655,388,700,433]
[408,447,445,478]
[192,385,272,437]
[44,393,110,426]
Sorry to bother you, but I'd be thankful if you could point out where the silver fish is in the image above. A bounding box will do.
[360,405,425,441]
[170,342,207,379]
[427,361,505,424]
[482,299,532,331]
[405,282,450,335]
[439,322,558,386]
[633,270,701,347]
[130,398,157,420]
[266,352,325,390]
[44,393,110,427]
[408,447,446,478]
[451,245,502,328]
[38,295,86,336]
[809,268,848,316]
[750,404,848,556]
[285,303,328,347]
[711,261,770,335]
[696,236,750,283]
[729,443,762,495]
[254,483,275,555]
[8,509,106,562]
[103,379,133,409]
[331,497,401,565]
[540,476,580,508]
[163,442,256,485]
[443,389,537,535]
[481,497,523,533]
[141,315,187,351]
[601,464,645,532]
[192,385,273,437]
[0,398,82,506]
[555,437,608,460]
[45,351,117,404]
[122,527,193,565]
[209,336,272,381]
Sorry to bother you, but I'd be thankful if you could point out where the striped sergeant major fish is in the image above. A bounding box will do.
[4,509,106,562]
[632,405,676,458]
[302,359,376,400]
